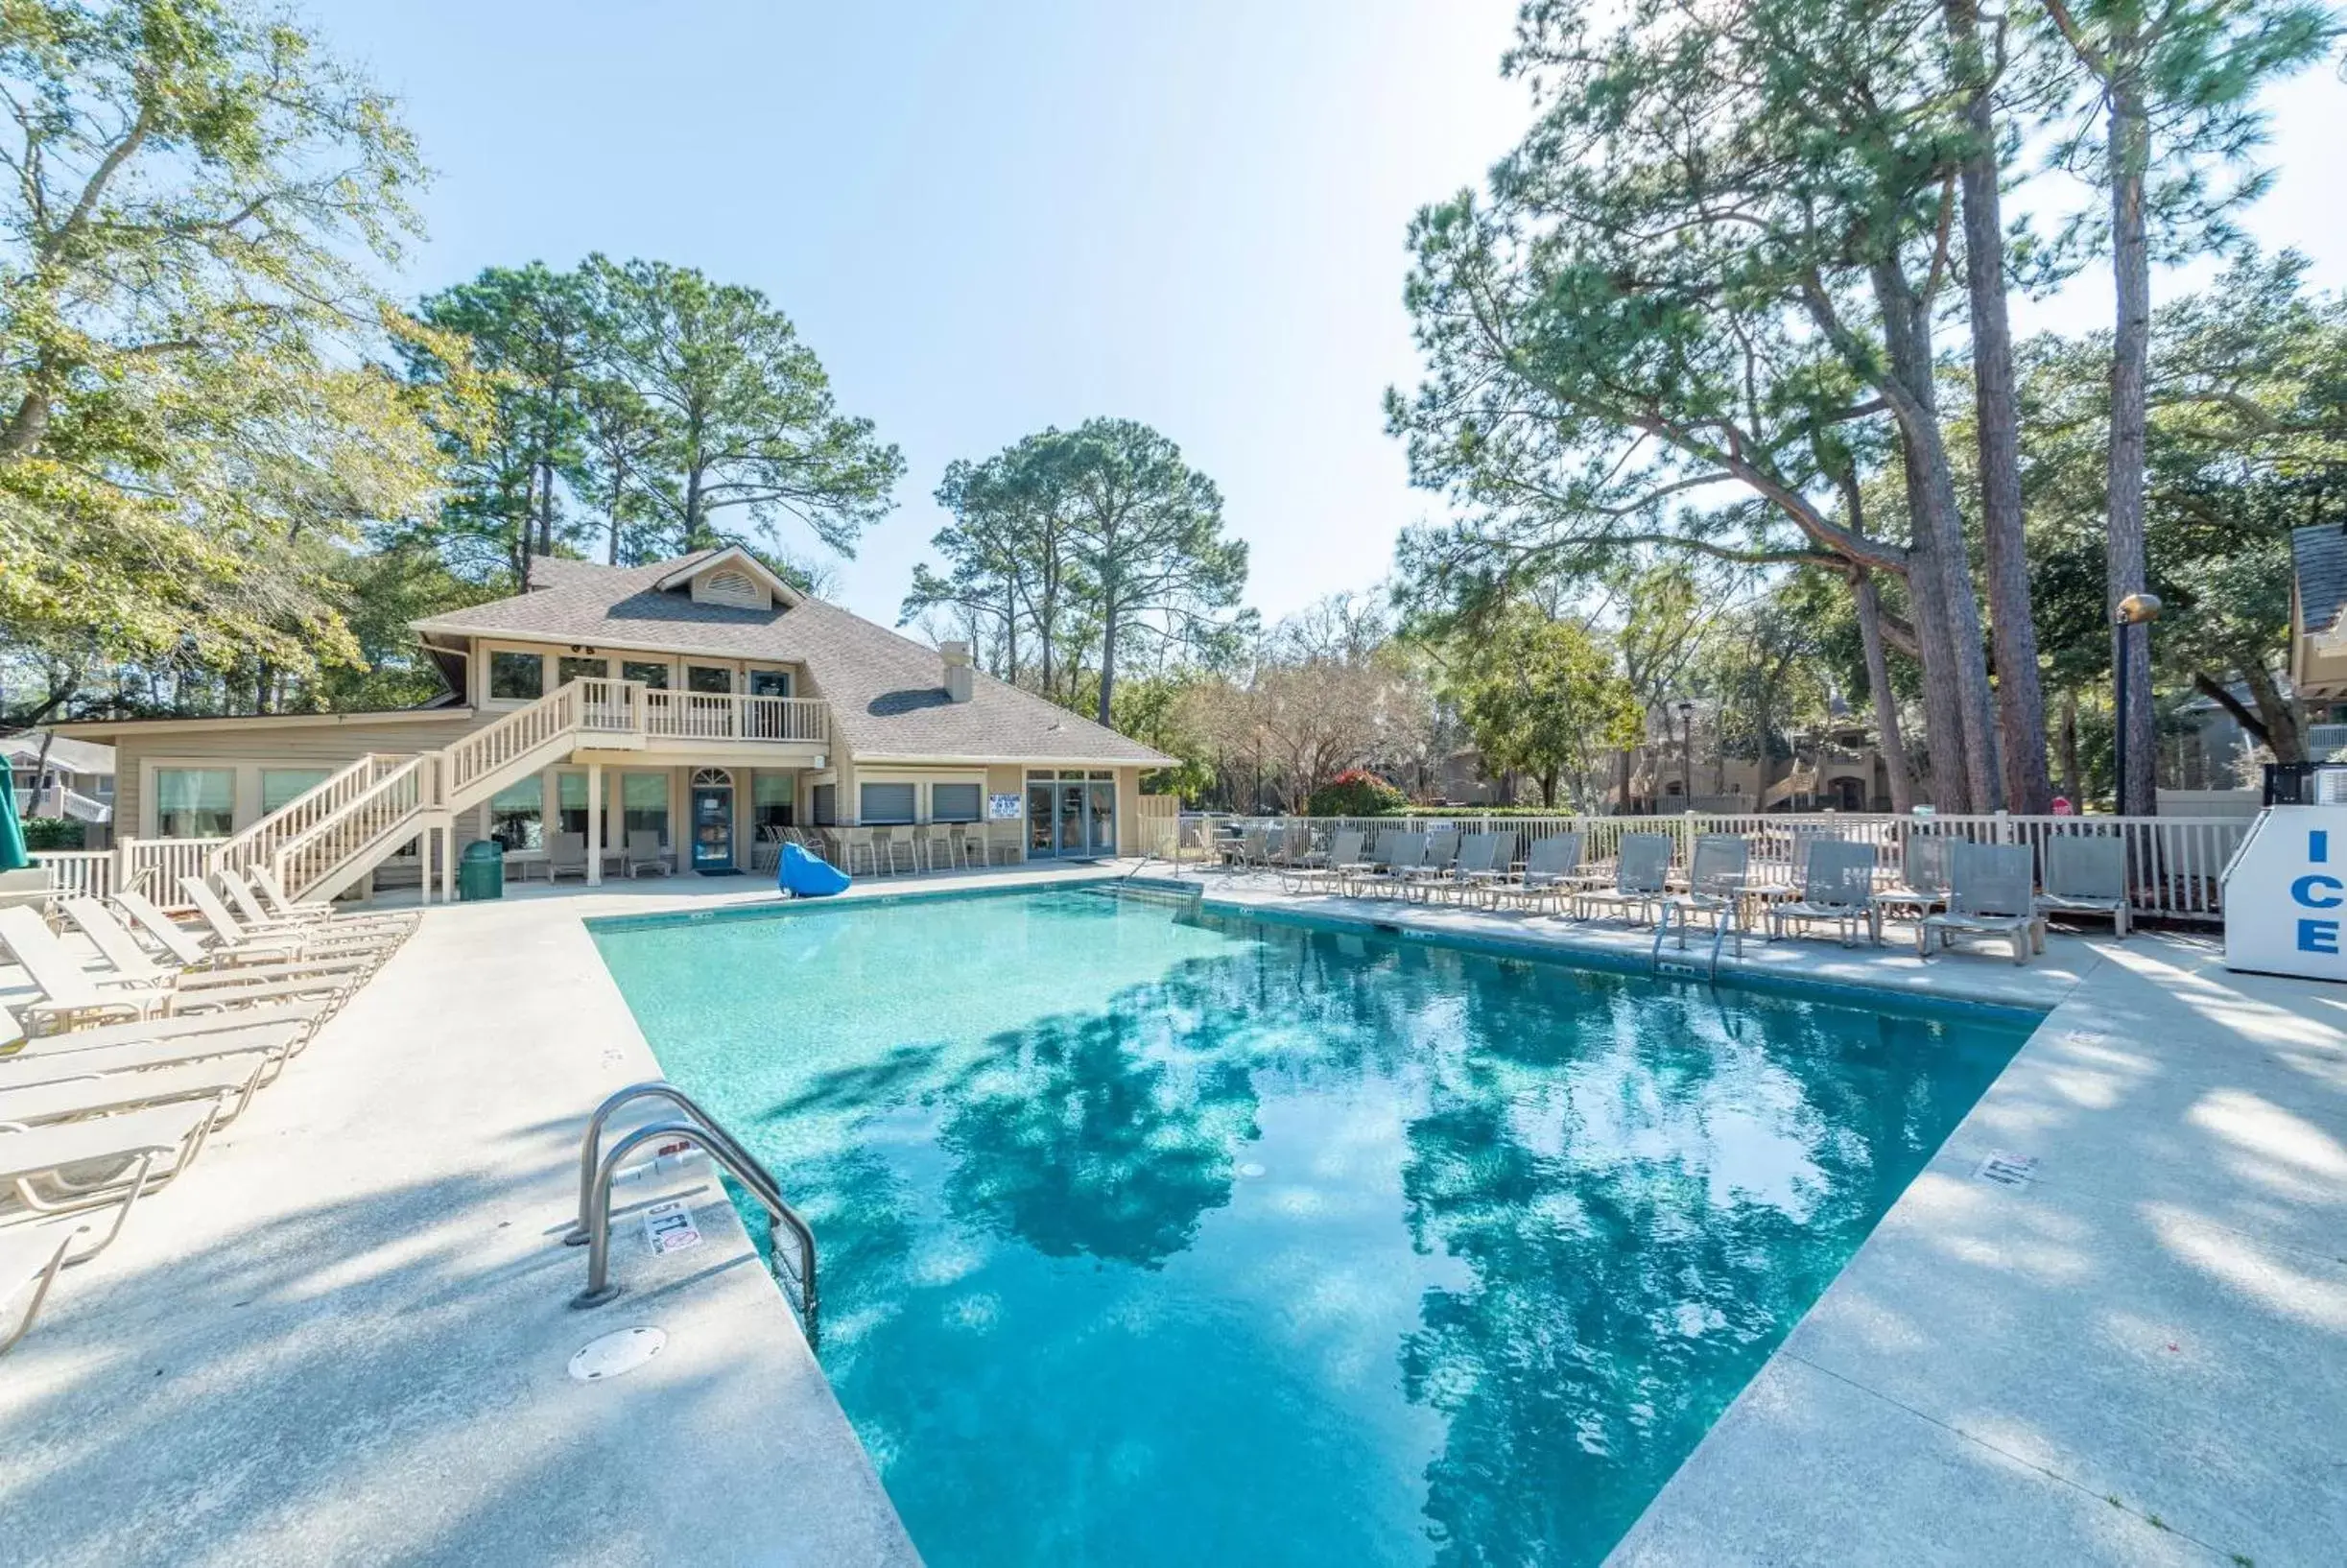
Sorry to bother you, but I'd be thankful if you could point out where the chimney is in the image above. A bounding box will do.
[941,640,974,703]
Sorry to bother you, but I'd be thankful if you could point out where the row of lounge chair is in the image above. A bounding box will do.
[1254,824,2135,962]
[0,866,416,1357]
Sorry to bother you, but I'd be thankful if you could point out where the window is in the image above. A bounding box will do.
[687,664,733,694]
[747,668,792,698]
[261,768,332,815]
[752,772,794,829]
[155,768,235,838]
[860,781,916,824]
[812,783,838,825]
[489,650,544,701]
[487,777,544,851]
[931,782,982,822]
[557,655,607,686]
[556,772,609,844]
[622,772,670,845]
[621,660,671,689]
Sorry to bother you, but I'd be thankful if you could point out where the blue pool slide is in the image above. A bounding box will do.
[778,841,851,897]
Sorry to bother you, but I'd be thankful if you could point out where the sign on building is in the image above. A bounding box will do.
[988,793,1023,821]
[2222,806,2347,983]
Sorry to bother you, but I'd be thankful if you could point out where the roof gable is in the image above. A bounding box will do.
[652,546,804,608]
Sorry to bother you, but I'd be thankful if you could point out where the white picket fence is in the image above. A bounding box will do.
[29,849,114,899]
[1176,810,2252,924]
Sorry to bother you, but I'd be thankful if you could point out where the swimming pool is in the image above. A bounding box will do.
[590,887,2034,1567]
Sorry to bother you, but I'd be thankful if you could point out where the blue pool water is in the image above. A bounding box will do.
[590,888,2032,1567]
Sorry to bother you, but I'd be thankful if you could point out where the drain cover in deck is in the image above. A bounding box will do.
[569,1326,666,1382]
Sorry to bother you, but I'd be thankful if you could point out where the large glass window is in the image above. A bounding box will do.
[686,664,734,694]
[557,655,607,687]
[487,777,544,851]
[556,772,613,845]
[931,782,982,822]
[621,660,671,689]
[860,781,916,824]
[489,650,545,701]
[155,768,235,838]
[752,772,794,829]
[747,668,792,698]
[260,768,331,815]
[622,772,670,845]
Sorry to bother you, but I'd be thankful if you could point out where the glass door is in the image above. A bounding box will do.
[1027,779,1055,858]
[1057,781,1085,854]
[1086,779,1117,855]
[690,769,736,873]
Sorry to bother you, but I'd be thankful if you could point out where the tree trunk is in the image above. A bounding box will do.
[1540,768,1557,808]
[1097,602,1119,727]
[2242,661,2304,763]
[1853,566,1916,813]
[1872,259,2002,812]
[1615,744,1634,813]
[1948,0,2053,813]
[2058,688,2082,804]
[2106,48,2157,815]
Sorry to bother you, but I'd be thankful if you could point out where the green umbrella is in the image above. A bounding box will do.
[0,767,31,872]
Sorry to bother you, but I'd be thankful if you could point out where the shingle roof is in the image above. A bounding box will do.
[412,555,1174,767]
[2294,525,2347,634]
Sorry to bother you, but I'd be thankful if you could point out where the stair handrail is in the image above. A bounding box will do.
[441,679,589,805]
[269,753,438,897]
[209,752,391,876]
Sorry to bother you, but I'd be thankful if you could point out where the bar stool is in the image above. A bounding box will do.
[957,826,993,868]
[841,827,878,877]
[921,824,957,873]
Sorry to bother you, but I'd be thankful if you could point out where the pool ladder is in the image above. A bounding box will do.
[1650,900,1741,984]
[565,1081,818,1339]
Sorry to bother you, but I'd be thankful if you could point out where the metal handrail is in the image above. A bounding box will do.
[567,1082,818,1336]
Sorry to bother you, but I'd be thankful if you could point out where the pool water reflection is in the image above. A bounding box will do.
[591,889,2031,1568]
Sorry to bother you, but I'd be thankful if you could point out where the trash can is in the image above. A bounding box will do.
[458,839,506,901]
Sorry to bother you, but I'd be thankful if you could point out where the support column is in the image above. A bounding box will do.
[441,822,456,904]
[586,764,604,887]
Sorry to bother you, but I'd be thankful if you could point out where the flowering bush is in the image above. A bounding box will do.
[1307,770,1407,817]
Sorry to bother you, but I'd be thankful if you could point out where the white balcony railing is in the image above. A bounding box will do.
[641,689,827,745]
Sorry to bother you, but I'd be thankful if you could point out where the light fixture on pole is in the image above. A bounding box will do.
[1676,700,1695,805]
[2113,592,2163,815]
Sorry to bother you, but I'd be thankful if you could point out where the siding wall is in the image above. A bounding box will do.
[116,716,484,837]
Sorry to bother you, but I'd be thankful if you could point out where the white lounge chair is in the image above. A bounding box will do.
[2,1001,323,1060]
[217,871,411,939]
[0,1099,227,1254]
[2036,836,2130,939]
[1358,832,1429,897]
[1656,834,1748,953]
[1575,834,1674,924]
[541,832,591,882]
[1919,843,2046,965]
[1768,841,1881,947]
[115,890,304,971]
[0,908,349,1036]
[0,1055,271,1128]
[1,1223,86,1357]
[1493,834,1585,913]
[1872,834,1953,934]
[61,899,370,995]
[178,879,397,962]
[625,830,674,878]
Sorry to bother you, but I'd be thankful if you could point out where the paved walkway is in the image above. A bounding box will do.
[1174,870,2347,1568]
[0,861,1126,1568]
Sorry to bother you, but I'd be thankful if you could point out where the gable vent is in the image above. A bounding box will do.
[696,567,766,609]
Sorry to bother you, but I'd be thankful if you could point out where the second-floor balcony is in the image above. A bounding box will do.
[577,678,829,752]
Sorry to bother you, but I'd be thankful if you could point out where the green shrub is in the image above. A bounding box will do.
[1307,770,1407,817]
[22,817,83,850]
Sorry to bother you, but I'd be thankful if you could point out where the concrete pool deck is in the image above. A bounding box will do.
[6,863,2341,1566]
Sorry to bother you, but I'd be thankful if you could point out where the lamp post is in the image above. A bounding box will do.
[1676,700,1695,805]
[2112,592,2163,816]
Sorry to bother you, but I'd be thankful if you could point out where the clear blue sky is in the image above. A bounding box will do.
[308,1,2344,629]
